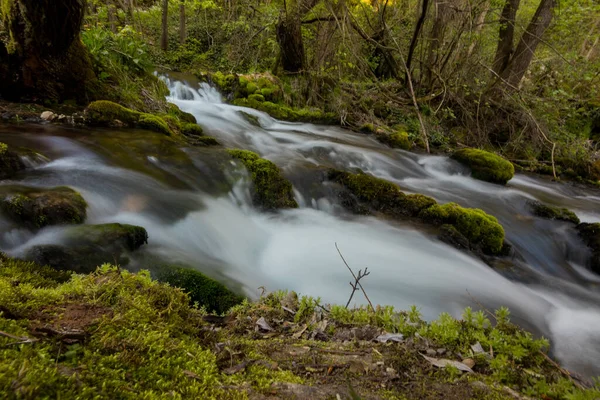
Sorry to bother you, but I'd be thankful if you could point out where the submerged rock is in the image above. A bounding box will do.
[0,142,27,179]
[25,223,148,274]
[0,186,87,229]
[527,200,580,224]
[576,223,600,274]
[451,148,515,185]
[228,149,298,210]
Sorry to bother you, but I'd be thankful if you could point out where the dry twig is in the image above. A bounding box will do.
[335,243,374,312]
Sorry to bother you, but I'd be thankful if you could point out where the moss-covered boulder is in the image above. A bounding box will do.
[155,265,244,314]
[576,223,600,274]
[228,150,298,210]
[167,103,197,124]
[85,101,173,135]
[327,170,505,255]
[327,170,436,218]
[376,130,411,150]
[0,186,87,229]
[232,98,338,124]
[180,123,204,136]
[25,223,148,274]
[0,142,26,179]
[420,203,505,255]
[527,201,580,224]
[451,148,515,185]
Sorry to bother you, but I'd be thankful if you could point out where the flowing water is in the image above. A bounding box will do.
[1,73,600,377]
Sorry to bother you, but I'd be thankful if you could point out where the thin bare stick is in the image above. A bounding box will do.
[335,243,374,312]
[0,330,39,347]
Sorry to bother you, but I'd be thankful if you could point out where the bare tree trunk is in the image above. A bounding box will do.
[179,0,186,44]
[406,0,430,73]
[425,0,453,86]
[492,0,520,75]
[161,0,168,51]
[501,0,556,88]
[276,0,320,73]
[466,0,490,58]
[108,0,117,33]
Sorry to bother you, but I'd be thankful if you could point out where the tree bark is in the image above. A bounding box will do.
[492,0,520,75]
[161,0,169,51]
[276,0,320,73]
[500,0,556,88]
[179,0,186,44]
[406,0,430,73]
[0,0,100,102]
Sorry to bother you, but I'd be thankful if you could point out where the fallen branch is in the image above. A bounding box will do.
[335,243,374,312]
[0,329,39,347]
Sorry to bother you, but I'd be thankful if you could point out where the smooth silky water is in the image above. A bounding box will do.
[1,73,600,376]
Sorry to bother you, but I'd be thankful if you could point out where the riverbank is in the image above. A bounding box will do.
[1,255,598,399]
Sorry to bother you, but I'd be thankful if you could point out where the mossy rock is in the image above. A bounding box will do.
[167,103,197,124]
[86,101,173,135]
[420,203,505,255]
[239,111,261,127]
[0,186,87,229]
[25,223,148,274]
[228,150,298,210]
[376,130,411,150]
[327,170,435,218]
[155,265,244,314]
[576,223,600,274]
[86,100,141,125]
[359,123,376,134]
[191,136,220,146]
[0,142,26,179]
[527,201,580,224]
[181,123,204,136]
[451,148,515,185]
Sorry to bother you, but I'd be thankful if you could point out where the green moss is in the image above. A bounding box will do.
[155,266,244,314]
[0,142,7,155]
[232,98,337,124]
[452,148,515,185]
[167,103,197,124]
[181,123,204,136]
[420,203,505,254]
[359,123,376,134]
[210,71,237,93]
[327,170,435,217]
[376,130,411,150]
[66,223,148,251]
[528,201,580,224]
[86,100,140,125]
[138,113,173,135]
[260,88,273,100]
[0,186,87,229]
[246,82,258,95]
[194,136,220,146]
[228,149,298,210]
[248,93,265,102]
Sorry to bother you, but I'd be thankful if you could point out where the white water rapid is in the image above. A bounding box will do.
[1,73,600,377]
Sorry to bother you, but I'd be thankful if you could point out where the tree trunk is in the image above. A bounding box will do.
[406,0,430,73]
[108,0,117,33]
[492,0,520,75]
[0,0,100,103]
[179,0,186,44]
[276,0,320,73]
[500,0,556,88]
[161,0,169,51]
[466,1,490,58]
[425,0,453,86]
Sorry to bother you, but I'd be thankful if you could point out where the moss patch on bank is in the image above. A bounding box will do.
[452,148,515,185]
[327,170,506,255]
[527,201,580,224]
[0,256,598,399]
[228,149,298,210]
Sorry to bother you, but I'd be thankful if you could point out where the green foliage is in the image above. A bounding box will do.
[452,148,515,185]
[228,149,298,210]
[420,202,505,254]
[0,142,7,155]
[86,100,176,135]
[528,200,580,224]
[155,265,244,314]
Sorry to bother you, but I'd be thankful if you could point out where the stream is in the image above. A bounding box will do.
[1,73,600,377]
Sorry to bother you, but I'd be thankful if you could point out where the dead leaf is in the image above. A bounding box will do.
[375,333,404,343]
[421,354,474,373]
[462,358,476,368]
[292,324,308,339]
[256,317,274,332]
[471,342,485,354]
